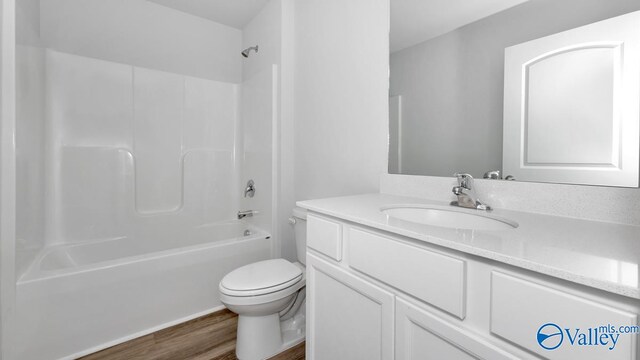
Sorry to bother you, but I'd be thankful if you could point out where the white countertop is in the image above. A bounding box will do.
[297,193,640,299]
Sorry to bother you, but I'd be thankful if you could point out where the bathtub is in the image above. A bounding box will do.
[15,220,273,360]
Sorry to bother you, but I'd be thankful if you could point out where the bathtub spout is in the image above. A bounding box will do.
[237,210,255,219]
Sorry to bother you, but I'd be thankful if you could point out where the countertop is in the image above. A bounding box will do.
[297,193,640,299]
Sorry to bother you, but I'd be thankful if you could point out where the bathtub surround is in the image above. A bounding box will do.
[23,49,242,255]
[13,50,279,360]
[11,0,285,359]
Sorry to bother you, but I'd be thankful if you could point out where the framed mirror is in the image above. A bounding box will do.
[389,0,640,187]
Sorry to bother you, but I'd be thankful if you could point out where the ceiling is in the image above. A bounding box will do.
[391,0,529,53]
[147,0,528,51]
[147,0,270,29]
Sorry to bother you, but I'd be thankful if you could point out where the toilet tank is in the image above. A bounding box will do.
[291,207,307,265]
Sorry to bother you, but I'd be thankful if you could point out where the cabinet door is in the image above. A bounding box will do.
[396,298,519,360]
[306,253,394,360]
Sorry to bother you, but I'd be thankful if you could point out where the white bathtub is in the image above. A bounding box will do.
[15,220,273,360]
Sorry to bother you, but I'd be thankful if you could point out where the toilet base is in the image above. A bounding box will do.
[235,300,306,360]
[236,314,282,360]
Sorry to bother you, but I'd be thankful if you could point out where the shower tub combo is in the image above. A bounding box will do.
[13,47,279,359]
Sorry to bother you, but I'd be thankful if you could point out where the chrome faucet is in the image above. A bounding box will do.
[451,173,491,211]
[237,210,255,219]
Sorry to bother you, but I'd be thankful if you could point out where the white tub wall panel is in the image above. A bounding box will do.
[47,50,134,148]
[15,45,46,276]
[183,76,237,151]
[183,76,239,223]
[43,51,244,247]
[45,50,134,244]
[240,66,276,234]
[133,67,184,214]
[15,238,272,360]
[183,150,235,223]
[59,147,132,242]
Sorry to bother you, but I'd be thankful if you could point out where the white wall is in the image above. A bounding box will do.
[293,0,390,201]
[390,0,640,177]
[278,0,297,261]
[40,0,242,83]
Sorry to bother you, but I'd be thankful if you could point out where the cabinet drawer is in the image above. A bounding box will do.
[491,271,638,360]
[307,214,343,261]
[348,227,466,318]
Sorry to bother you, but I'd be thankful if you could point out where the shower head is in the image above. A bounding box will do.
[241,45,259,58]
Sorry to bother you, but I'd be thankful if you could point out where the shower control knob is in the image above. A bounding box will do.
[244,180,255,198]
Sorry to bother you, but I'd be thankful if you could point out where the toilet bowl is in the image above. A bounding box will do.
[219,208,307,360]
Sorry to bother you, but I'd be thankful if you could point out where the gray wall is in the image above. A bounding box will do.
[390,0,640,177]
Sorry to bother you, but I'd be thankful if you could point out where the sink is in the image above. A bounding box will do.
[381,205,518,231]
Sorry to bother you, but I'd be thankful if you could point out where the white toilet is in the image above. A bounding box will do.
[219,207,307,360]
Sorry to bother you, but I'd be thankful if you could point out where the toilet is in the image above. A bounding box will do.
[219,207,307,360]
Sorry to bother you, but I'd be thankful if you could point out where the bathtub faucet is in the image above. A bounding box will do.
[237,210,255,219]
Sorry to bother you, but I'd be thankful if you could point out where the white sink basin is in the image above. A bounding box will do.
[381,205,518,231]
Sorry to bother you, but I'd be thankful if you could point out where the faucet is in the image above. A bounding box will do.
[237,210,255,219]
[451,173,491,211]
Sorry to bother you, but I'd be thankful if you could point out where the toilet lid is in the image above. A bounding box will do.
[220,259,302,296]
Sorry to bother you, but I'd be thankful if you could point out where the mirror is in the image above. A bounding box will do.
[389,0,640,187]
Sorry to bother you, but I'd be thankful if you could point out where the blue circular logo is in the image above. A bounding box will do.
[537,323,563,350]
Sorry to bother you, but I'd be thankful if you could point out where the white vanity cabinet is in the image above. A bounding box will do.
[306,253,394,360]
[396,298,519,360]
[305,213,640,360]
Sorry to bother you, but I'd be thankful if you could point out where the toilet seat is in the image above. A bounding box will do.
[220,259,303,297]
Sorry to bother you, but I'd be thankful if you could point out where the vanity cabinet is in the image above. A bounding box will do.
[396,298,518,360]
[306,253,394,360]
[305,213,639,360]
